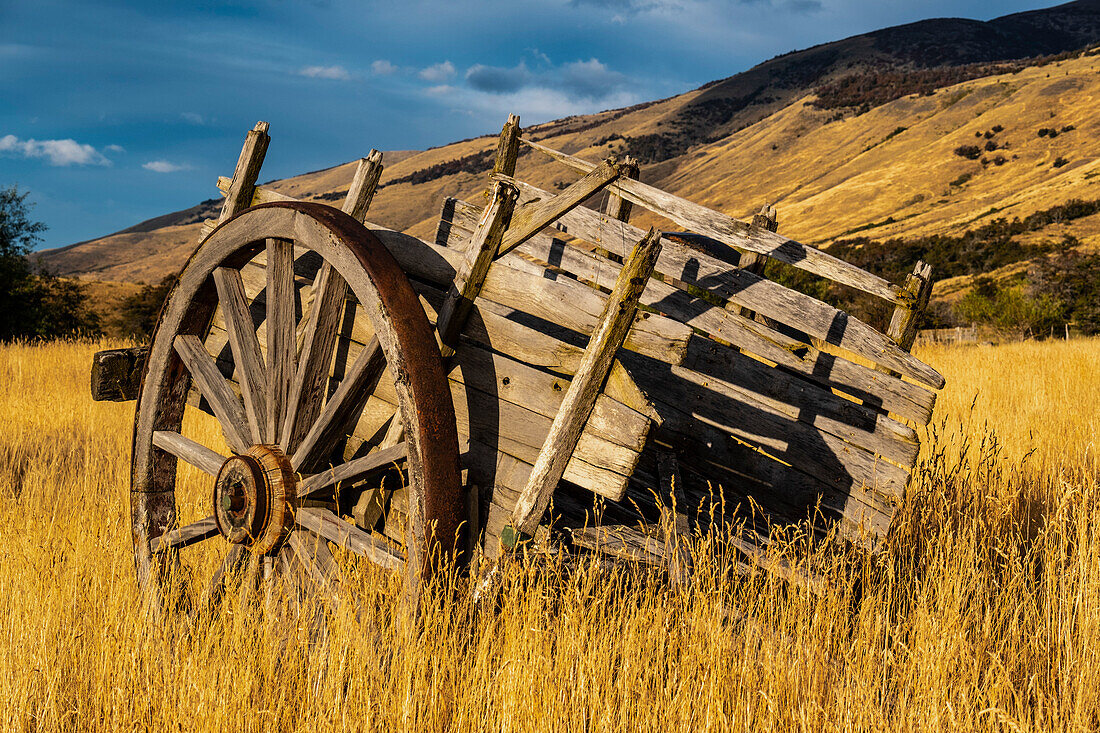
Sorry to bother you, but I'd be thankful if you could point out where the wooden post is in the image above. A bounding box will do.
[876,260,933,377]
[201,121,270,238]
[493,114,522,179]
[732,204,777,320]
[603,156,639,223]
[435,180,520,358]
[505,227,663,541]
[342,149,384,223]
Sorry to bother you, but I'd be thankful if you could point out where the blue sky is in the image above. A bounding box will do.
[1,0,1055,251]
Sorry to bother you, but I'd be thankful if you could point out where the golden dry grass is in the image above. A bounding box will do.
[1,338,1098,731]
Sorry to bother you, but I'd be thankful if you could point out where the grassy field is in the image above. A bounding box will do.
[1,338,1098,731]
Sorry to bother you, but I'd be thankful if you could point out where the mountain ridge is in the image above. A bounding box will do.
[38,0,1100,317]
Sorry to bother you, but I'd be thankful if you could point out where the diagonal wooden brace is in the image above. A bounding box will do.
[436,181,520,358]
[505,227,663,541]
[494,158,623,258]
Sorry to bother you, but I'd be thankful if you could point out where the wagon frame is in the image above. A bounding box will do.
[91,117,942,609]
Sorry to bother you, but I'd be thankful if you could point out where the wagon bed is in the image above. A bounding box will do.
[92,117,941,604]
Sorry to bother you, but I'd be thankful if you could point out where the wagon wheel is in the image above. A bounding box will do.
[131,201,463,612]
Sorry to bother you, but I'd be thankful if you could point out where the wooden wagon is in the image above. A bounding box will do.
[91,117,942,606]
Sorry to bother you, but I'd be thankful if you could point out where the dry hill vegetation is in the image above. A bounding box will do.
[0,336,1098,730]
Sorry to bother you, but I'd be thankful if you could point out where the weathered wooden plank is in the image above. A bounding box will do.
[510,228,662,538]
[482,179,944,389]
[733,204,778,321]
[266,238,297,447]
[150,516,219,553]
[298,441,408,498]
[516,138,911,307]
[342,150,384,223]
[674,343,920,465]
[295,507,404,570]
[496,159,622,258]
[152,430,226,475]
[436,181,518,358]
[90,347,147,402]
[174,335,251,454]
[212,267,268,443]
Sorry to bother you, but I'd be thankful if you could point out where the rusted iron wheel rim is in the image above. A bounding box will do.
[130,201,462,609]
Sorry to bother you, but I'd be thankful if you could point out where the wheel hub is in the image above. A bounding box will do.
[213,445,297,554]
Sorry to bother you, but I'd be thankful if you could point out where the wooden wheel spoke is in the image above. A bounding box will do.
[201,543,245,609]
[288,529,343,602]
[152,430,227,475]
[282,262,349,454]
[150,516,219,552]
[291,337,385,472]
[266,238,297,446]
[297,441,407,498]
[295,507,404,571]
[173,335,251,453]
[213,267,269,443]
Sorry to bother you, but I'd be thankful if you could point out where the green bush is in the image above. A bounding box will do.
[953,276,1064,336]
[0,186,100,341]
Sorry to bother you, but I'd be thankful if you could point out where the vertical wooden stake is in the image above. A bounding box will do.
[876,260,934,377]
[507,228,663,540]
[435,181,520,357]
[731,204,777,320]
[201,121,270,239]
[603,156,639,223]
[342,149,384,223]
[492,114,522,180]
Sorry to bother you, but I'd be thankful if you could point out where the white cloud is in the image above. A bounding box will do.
[0,134,111,166]
[181,112,206,125]
[424,85,639,125]
[298,64,351,80]
[143,160,190,173]
[105,144,125,154]
[371,59,397,75]
[418,61,456,82]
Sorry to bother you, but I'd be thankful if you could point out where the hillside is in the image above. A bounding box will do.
[38,1,1100,325]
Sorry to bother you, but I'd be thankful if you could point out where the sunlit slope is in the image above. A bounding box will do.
[40,52,1100,289]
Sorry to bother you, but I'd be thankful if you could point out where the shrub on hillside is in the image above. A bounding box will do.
[115,275,175,340]
[953,276,1064,336]
[954,145,982,160]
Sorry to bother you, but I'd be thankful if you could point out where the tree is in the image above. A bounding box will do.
[0,185,101,341]
[117,275,175,340]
